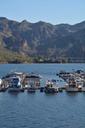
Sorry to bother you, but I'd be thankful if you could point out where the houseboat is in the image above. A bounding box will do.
[25,78,36,92]
[65,78,79,92]
[2,71,26,89]
[81,80,85,92]
[24,73,41,92]
[8,76,24,92]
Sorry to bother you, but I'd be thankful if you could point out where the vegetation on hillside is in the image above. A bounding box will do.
[0,46,32,63]
[0,17,85,63]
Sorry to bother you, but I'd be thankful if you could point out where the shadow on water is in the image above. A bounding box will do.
[44,93,58,97]
[27,92,36,95]
[8,92,19,97]
[65,92,79,97]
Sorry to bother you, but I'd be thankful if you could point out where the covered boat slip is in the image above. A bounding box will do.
[58,70,85,92]
[0,72,41,92]
[24,74,40,89]
[0,69,85,93]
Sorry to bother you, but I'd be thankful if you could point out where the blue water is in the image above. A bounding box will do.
[0,63,85,128]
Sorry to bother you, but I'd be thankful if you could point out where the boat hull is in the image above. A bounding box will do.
[81,87,85,92]
[44,88,58,94]
[66,87,79,92]
[8,87,24,92]
[27,88,36,93]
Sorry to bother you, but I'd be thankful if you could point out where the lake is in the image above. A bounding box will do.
[0,63,85,128]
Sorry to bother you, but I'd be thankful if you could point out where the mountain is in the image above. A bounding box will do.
[0,17,85,63]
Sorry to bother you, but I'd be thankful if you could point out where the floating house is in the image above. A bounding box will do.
[8,76,24,92]
[24,73,41,89]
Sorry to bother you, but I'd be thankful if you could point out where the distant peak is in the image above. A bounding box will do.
[34,21,53,27]
[21,20,31,24]
[37,21,45,24]
[34,21,45,25]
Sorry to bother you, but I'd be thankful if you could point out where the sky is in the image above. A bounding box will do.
[0,0,85,25]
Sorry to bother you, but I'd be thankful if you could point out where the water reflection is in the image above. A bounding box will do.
[65,92,79,97]
[8,91,19,97]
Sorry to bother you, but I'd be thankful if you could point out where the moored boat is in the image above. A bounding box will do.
[8,76,24,92]
[65,78,79,92]
[81,80,85,92]
[26,80,36,93]
[27,87,36,93]
[44,79,58,94]
[24,73,41,93]
[0,79,7,92]
[24,73,41,89]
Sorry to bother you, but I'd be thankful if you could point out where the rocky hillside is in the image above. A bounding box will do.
[0,17,85,62]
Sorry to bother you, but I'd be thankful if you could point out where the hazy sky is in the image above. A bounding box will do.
[0,0,85,24]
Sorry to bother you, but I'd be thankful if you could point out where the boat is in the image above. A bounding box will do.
[2,71,26,89]
[26,79,36,93]
[0,79,8,92]
[44,79,58,94]
[27,87,36,93]
[24,73,41,92]
[81,80,85,92]
[65,78,79,92]
[24,73,41,89]
[8,76,24,92]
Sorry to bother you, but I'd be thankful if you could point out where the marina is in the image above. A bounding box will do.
[0,71,41,93]
[0,64,85,128]
[0,65,85,94]
[0,1,85,128]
